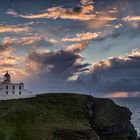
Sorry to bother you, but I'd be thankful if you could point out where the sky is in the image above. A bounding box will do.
[0,0,140,97]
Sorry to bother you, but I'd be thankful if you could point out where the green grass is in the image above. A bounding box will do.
[0,93,90,140]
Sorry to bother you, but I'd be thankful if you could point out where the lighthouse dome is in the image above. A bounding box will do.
[3,71,11,83]
[4,71,10,77]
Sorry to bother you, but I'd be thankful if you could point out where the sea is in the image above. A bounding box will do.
[112,98,140,136]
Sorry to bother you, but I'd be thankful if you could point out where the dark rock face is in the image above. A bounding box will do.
[47,94,137,140]
[85,96,137,140]
[52,129,100,140]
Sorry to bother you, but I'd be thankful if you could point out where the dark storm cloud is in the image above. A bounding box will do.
[25,43,90,92]
[25,47,140,96]
[77,50,140,94]
[27,50,89,81]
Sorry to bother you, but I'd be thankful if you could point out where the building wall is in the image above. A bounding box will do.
[0,83,24,96]
[0,83,35,100]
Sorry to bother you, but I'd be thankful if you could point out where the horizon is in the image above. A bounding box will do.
[0,0,140,97]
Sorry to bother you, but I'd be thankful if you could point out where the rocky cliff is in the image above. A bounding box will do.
[0,93,137,140]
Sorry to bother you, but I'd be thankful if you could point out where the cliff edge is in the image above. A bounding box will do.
[0,93,137,140]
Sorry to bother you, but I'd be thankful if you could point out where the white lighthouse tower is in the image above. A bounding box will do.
[0,72,35,100]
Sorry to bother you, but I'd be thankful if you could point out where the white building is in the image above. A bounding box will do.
[0,72,35,100]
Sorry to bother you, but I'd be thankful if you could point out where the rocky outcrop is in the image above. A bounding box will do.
[85,95,137,140]
[51,94,137,140]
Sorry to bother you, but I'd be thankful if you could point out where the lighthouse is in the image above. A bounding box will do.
[3,71,11,83]
[0,72,35,100]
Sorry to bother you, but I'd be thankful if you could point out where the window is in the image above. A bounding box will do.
[13,86,15,90]
[19,91,21,95]
[19,86,21,90]
[6,85,8,90]
[6,91,8,95]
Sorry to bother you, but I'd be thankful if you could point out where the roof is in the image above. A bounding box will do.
[0,82,24,85]
[4,71,10,77]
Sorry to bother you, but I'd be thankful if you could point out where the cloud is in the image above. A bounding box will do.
[62,32,100,42]
[7,6,94,20]
[17,45,140,96]
[0,41,27,81]
[77,50,140,96]
[106,91,140,98]
[6,9,18,16]
[0,39,13,56]
[26,43,89,80]
[123,16,140,22]
[1,36,40,46]
[24,43,90,92]
[80,0,93,5]
[65,42,88,52]
[0,25,31,33]
[0,34,37,81]
[106,92,129,98]
[0,41,11,53]
[7,5,116,22]
[0,34,57,84]
[4,0,140,97]
[0,35,57,47]
[122,16,140,28]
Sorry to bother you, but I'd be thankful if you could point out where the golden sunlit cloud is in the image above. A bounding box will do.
[123,16,140,22]
[62,32,100,42]
[129,49,140,56]
[12,10,116,21]
[80,0,93,5]
[81,5,94,14]
[0,37,30,81]
[65,42,88,52]
[0,48,27,81]
[7,5,116,22]
[2,36,42,46]
[8,7,96,21]
[1,35,57,47]
[85,13,117,29]
[91,49,140,71]
[106,92,129,98]
[0,25,31,33]
[113,23,123,29]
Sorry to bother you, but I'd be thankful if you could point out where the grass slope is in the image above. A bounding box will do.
[0,93,91,140]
